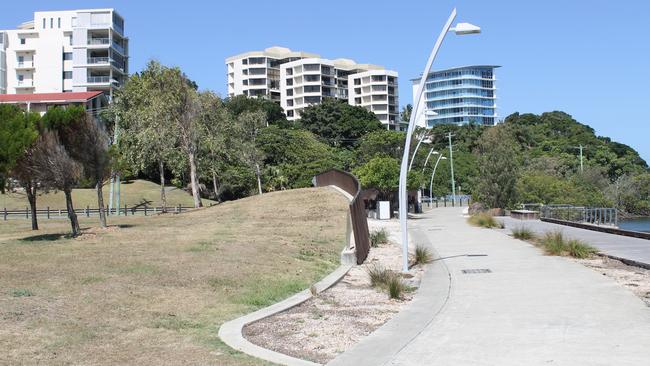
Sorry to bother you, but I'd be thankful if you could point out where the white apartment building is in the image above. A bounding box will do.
[226,46,319,102]
[0,8,128,97]
[227,47,401,130]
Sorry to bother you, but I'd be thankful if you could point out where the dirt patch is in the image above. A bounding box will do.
[573,256,650,307]
[243,219,424,364]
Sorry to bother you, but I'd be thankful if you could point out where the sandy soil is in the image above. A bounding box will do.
[243,218,424,364]
[574,256,650,307]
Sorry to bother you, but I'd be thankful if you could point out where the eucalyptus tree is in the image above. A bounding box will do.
[236,111,267,195]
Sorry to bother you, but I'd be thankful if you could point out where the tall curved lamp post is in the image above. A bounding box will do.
[429,155,447,206]
[398,8,480,272]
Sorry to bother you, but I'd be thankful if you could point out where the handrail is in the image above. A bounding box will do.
[313,168,370,264]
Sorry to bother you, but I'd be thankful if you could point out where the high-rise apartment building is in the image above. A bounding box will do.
[0,8,128,97]
[413,65,499,127]
[227,47,401,130]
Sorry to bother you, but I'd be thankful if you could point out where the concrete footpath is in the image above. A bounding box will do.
[499,216,650,268]
[329,207,650,366]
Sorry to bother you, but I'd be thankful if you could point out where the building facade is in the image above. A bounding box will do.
[0,8,128,98]
[228,47,400,130]
[412,65,499,127]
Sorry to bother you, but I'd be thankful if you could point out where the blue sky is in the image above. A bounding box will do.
[3,0,649,162]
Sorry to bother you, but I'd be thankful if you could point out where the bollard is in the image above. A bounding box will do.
[444,197,447,207]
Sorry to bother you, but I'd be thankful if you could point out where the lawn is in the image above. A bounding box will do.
[0,179,214,210]
[0,187,348,365]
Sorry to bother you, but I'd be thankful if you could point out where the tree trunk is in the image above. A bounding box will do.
[255,163,262,195]
[96,179,107,228]
[159,160,167,213]
[25,181,38,230]
[0,175,5,194]
[188,151,203,208]
[212,170,220,202]
[64,187,80,236]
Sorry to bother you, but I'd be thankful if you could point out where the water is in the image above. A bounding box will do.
[619,217,650,233]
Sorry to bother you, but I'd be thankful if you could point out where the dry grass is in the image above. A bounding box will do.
[468,213,503,228]
[0,179,214,210]
[0,187,348,365]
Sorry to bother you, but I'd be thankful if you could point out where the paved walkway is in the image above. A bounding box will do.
[499,216,650,268]
[329,207,650,366]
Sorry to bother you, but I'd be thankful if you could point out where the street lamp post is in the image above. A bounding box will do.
[397,8,480,273]
[429,155,447,207]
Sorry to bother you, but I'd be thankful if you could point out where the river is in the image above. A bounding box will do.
[619,217,650,233]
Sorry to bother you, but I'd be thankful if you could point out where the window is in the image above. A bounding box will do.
[43,18,46,28]
[63,52,72,61]
[18,75,24,81]
[63,71,72,79]
[287,110,294,117]
[63,90,72,93]
[286,89,293,96]
[20,38,26,45]
[18,56,24,63]
[58,18,61,28]
[287,99,293,107]
[50,18,53,28]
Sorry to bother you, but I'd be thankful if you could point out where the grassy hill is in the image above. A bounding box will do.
[0,187,348,365]
[0,179,214,210]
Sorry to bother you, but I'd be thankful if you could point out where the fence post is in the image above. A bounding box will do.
[124,204,127,216]
[444,197,447,207]
[144,205,147,216]
[86,205,90,217]
[177,204,181,213]
[58,209,62,217]
[153,206,157,215]
[25,207,29,219]
[47,206,50,219]
[436,199,438,208]
[3,207,6,221]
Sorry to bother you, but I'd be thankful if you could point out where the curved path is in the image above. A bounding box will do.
[330,207,650,366]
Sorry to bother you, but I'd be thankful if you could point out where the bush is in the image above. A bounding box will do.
[387,275,405,299]
[413,245,433,266]
[538,231,597,258]
[566,239,598,259]
[468,213,500,228]
[512,226,535,240]
[370,228,389,248]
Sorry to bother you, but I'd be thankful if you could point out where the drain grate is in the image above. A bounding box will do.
[461,269,492,274]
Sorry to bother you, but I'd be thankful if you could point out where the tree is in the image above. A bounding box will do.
[236,111,266,195]
[0,105,39,195]
[354,156,400,200]
[356,129,405,165]
[474,126,519,208]
[30,132,83,235]
[298,98,383,148]
[400,104,412,122]
[225,94,288,127]
[113,61,180,212]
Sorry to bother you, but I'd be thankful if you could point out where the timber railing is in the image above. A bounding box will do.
[313,169,370,264]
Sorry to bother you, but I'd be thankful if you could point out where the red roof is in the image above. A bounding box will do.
[0,91,104,104]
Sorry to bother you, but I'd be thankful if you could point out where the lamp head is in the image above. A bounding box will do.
[451,22,481,35]
[441,157,448,160]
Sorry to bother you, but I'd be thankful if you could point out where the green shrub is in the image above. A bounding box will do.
[413,245,433,266]
[10,288,34,297]
[468,213,500,228]
[566,239,598,259]
[512,226,535,240]
[370,228,389,248]
[387,275,405,299]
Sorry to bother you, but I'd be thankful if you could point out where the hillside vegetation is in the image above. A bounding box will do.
[0,187,347,365]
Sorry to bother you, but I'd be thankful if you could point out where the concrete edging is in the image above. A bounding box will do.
[217,185,356,366]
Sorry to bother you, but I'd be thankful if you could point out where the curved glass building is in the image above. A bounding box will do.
[412,65,499,127]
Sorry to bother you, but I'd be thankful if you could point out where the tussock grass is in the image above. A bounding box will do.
[366,264,407,299]
[538,231,597,258]
[413,245,433,266]
[468,213,501,228]
[512,226,535,240]
[370,228,389,248]
[10,288,34,297]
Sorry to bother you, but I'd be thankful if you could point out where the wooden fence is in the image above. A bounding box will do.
[2,205,198,220]
[313,169,370,265]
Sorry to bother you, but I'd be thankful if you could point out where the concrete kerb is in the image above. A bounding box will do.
[328,227,453,366]
[217,185,357,366]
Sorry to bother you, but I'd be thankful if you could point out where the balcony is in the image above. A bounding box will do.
[16,61,35,70]
[87,57,110,64]
[16,80,34,88]
[87,76,111,84]
[88,38,110,45]
[112,41,126,55]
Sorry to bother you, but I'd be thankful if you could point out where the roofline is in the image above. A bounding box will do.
[410,65,501,82]
[226,49,321,63]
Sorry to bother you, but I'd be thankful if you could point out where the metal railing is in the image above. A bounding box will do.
[88,38,110,45]
[87,57,109,64]
[313,169,370,265]
[87,76,110,83]
[539,205,618,227]
[17,80,33,87]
